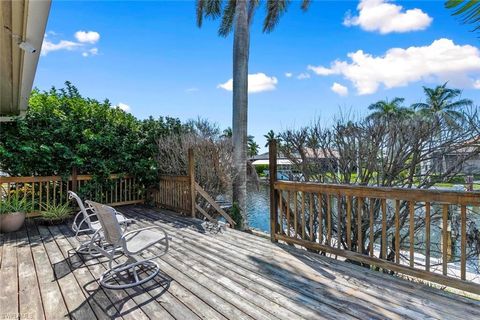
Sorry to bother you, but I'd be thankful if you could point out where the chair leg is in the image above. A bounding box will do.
[99,258,161,289]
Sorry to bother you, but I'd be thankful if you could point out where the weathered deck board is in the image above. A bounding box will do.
[1,205,479,320]
[24,221,69,320]
[134,205,480,317]
[16,227,45,320]
[0,232,19,319]
[54,224,169,320]
[129,208,412,318]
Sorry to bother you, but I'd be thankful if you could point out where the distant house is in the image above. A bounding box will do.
[432,138,480,175]
[250,148,339,172]
[250,152,293,170]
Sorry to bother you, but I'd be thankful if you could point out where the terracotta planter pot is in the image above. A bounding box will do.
[0,212,26,233]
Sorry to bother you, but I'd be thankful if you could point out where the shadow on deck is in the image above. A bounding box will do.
[1,205,479,319]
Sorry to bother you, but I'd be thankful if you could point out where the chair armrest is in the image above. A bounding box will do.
[73,212,98,234]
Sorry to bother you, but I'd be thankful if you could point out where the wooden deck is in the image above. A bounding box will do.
[1,205,480,320]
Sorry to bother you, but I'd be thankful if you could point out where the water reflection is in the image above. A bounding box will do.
[246,183,270,232]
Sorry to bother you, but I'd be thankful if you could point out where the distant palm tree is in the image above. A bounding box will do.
[412,83,473,176]
[221,127,233,138]
[248,140,260,157]
[411,83,472,130]
[196,0,311,229]
[264,130,279,147]
[445,0,480,32]
[366,97,412,121]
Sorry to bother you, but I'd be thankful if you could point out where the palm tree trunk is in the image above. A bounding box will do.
[232,0,249,230]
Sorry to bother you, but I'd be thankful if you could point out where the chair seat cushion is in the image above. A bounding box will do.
[124,229,167,254]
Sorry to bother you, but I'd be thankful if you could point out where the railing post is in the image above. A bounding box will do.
[188,148,196,218]
[269,140,278,243]
[71,167,78,192]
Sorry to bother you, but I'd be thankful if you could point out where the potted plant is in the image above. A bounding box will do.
[0,195,31,233]
[38,203,72,225]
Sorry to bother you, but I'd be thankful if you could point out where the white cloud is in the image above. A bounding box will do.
[41,39,82,56]
[75,31,100,44]
[344,0,432,34]
[116,103,131,112]
[297,72,311,80]
[285,72,293,78]
[185,87,199,93]
[217,73,278,93]
[309,39,480,95]
[307,65,335,76]
[331,82,349,96]
[82,47,99,57]
[474,80,480,89]
[42,30,100,56]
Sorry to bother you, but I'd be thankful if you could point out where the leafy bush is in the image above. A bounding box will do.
[0,82,188,191]
[0,195,32,214]
[39,203,72,224]
[254,164,269,175]
[229,202,243,230]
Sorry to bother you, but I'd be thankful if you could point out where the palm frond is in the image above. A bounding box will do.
[301,0,311,11]
[196,0,206,27]
[445,98,474,109]
[411,102,430,111]
[263,0,290,33]
[219,0,236,36]
[205,0,223,19]
[445,0,480,32]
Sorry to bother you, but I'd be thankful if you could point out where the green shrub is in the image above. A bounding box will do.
[39,203,72,224]
[254,164,269,175]
[229,202,243,230]
[0,194,32,214]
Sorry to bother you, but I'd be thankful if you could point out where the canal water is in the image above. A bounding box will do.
[246,183,270,232]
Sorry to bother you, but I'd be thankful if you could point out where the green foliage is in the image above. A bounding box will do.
[446,0,480,32]
[39,203,72,223]
[254,164,269,175]
[0,82,187,190]
[229,202,243,230]
[0,194,32,214]
[196,0,311,35]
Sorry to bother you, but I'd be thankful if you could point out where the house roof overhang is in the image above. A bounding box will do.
[0,0,51,121]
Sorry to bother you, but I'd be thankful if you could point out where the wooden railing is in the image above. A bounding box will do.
[268,141,480,295]
[153,175,192,214]
[151,148,236,226]
[0,174,144,216]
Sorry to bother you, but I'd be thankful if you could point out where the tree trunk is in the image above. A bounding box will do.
[232,0,250,230]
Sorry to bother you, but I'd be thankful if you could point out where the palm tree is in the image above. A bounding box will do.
[366,97,412,121]
[445,0,480,32]
[221,127,232,138]
[412,83,473,175]
[196,0,311,229]
[264,129,279,147]
[248,140,260,157]
[411,83,472,130]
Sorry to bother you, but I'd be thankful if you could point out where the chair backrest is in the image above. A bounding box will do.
[68,191,93,227]
[86,201,123,245]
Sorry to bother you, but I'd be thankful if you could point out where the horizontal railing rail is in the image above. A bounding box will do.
[0,173,144,216]
[269,140,480,295]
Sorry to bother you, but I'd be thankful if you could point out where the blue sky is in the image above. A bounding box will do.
[34,0,480,151]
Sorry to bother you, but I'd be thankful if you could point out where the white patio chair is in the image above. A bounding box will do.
[69,191,132,255]
[86,200,169,289]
